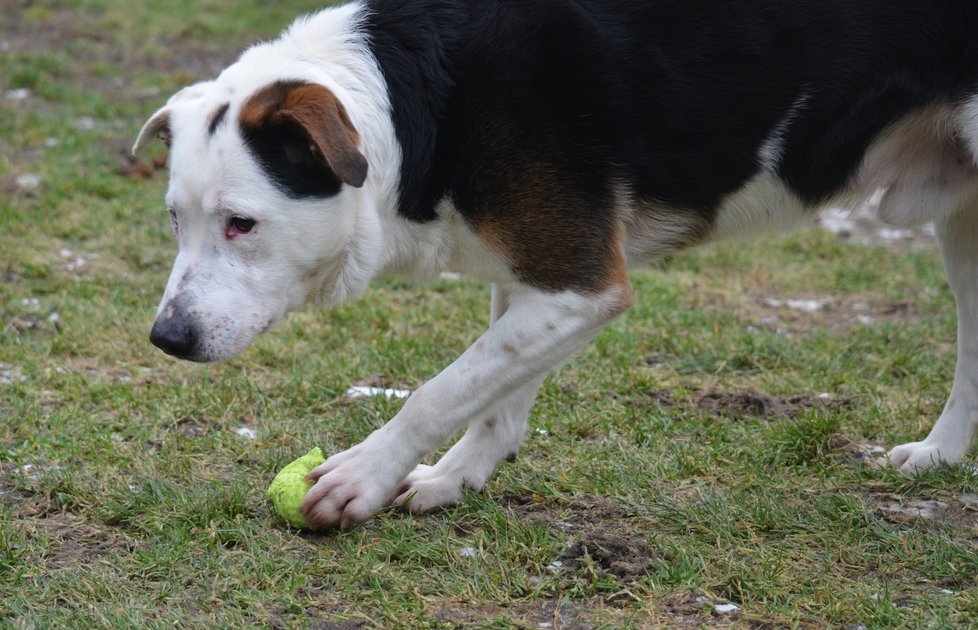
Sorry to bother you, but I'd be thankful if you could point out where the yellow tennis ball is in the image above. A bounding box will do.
[267,447,326,528]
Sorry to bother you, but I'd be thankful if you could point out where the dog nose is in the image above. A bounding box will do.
[150,311,196,359]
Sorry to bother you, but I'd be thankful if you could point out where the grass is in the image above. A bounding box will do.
[2,2,978,627]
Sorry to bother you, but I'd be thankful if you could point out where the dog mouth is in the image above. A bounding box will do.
[150,310,261,363]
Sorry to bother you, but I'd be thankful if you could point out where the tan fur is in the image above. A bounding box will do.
[239,81,368,187]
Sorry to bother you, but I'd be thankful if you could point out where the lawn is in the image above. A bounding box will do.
[2,2,977,627]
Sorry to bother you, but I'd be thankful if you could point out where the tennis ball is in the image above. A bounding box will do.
[267,447,326,528]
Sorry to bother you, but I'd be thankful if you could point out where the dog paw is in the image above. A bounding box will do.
[887,440,961,474]
[299,446,404,529]
[391,464,466,513]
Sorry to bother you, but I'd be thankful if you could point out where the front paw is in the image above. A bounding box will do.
[392,464,466,513]
[299,446,404,529]
[887,440,963,474]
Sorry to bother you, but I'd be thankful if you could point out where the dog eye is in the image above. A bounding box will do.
[227,215,257,236]
[168,208,179,234]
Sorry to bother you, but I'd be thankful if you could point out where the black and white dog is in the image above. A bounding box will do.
[134,0,978,529]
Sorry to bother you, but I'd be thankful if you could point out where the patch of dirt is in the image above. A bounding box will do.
[871,492,978,532]
[431,588,741,628]
[2,3,241,182]
[749,293,920,335]
[117,151,169,181]
[562,531,660,581]
[830,435,888,464]
[2,5,237,88]
[25,513,140,570]
[631,387,852,421]
[655,591,742,627]
[501,496,658,586]
[268,584,364,630]
[430,596,661,630]
[696,390,851,420]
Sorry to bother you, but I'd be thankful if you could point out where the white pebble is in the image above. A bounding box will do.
[346,386,412,400]
[16,174,41,190]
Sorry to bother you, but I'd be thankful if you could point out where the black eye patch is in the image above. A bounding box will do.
[241,120,343,199]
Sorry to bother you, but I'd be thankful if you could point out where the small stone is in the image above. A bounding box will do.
[16,174,41,190]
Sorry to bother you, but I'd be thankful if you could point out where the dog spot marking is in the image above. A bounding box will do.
[207,102,230,137]
[502,343,519,357]
[456,129,625,294]
[239,81,367,197]
[484,418,497,429]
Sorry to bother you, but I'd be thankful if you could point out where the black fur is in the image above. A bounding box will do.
[207,103,230,137]
[363,0,978,220]
[240,115,344,200]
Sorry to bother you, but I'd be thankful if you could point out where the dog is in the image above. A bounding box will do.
[134,0,978,529]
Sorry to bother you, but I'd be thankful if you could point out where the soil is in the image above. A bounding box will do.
[30,512,140,571]
[632,387,852,421]
[696,390,851,420]
[502,495,658,584]
[871,491,978,533]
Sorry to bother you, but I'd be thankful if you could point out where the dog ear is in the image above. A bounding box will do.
[240,81,368,188]
[132,108,172,155]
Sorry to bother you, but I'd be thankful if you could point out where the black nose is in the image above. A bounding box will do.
[150,310,196,359]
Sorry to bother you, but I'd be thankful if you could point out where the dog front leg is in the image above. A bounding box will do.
[392,284,544,513]
[300,281,632,528]
[889,208,978,472]
[392,376,544,512]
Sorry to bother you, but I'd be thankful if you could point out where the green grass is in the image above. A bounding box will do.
[2,2,977,627]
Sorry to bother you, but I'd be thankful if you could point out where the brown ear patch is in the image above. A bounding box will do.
[239,81,367,193]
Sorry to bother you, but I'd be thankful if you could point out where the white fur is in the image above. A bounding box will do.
[145,3,399,361]
[139,5,630,526]
[302,283,631,525]
[889,204,978,471]
[709,172,808,241]
[136,5,978,527]
[757,92,810,173]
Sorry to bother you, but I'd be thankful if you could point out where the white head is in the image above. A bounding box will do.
[134,65,378,362]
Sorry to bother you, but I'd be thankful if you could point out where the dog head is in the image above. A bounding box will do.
[134,73,375,362]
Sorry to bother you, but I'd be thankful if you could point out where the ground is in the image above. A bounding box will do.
[2,1,978,628]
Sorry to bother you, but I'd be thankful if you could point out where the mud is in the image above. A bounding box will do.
[502,495,658,585]
[561,531,659,581]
